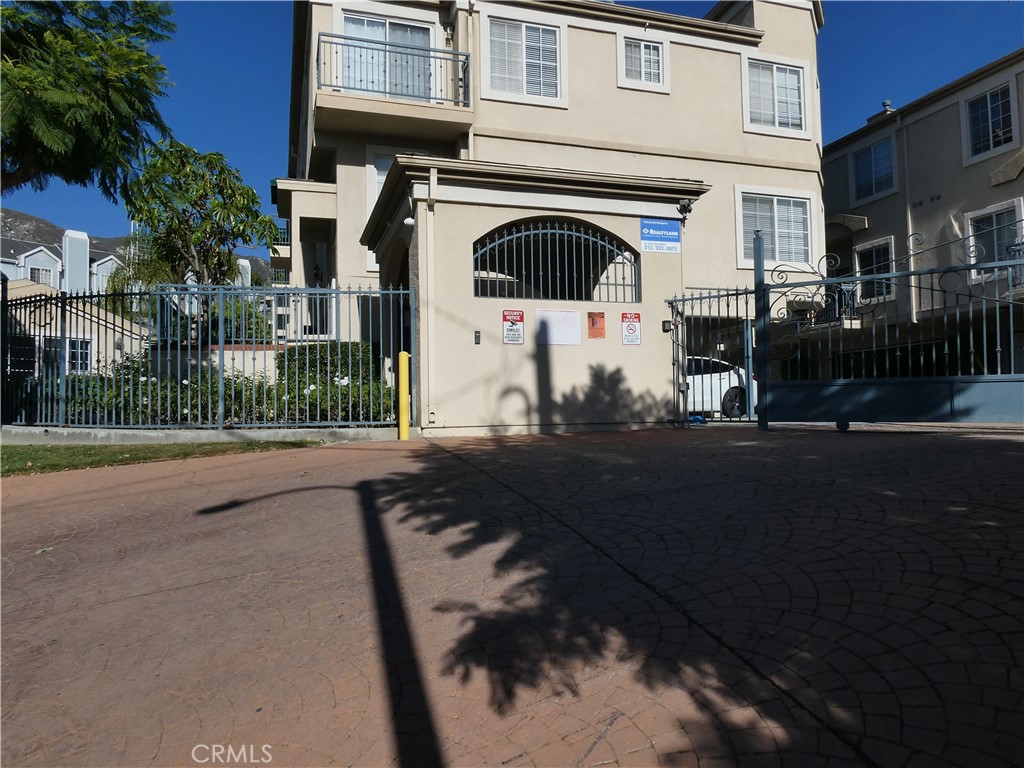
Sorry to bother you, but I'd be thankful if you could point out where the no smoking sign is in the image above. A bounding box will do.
[621,312,641,345]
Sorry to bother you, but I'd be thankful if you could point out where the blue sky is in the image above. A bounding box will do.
[3,0,1023,253]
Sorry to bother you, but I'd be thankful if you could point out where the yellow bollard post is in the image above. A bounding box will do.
[398,351,410,441]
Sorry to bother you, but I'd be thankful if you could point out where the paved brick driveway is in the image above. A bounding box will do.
[2,425,1022,767]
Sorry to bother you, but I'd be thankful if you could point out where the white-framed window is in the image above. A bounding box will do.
[966,198,1023,278]
[365,146,428,273]
[366,145,428,211]
[68,339,91,373]
[371,151,397,200]
[617,33,669,94]
[855,237,894,301]
[481,11,567,108]
[738,190,812,266]
[743,54,808,138]
[42,338,91,374]
[333,13,433,101]
[967,84,1013,156]
[961,74,1020,165]
[852,137,895,202]
[29,267,53,286]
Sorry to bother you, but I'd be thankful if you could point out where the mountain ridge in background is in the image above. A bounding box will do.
[0,207,128,260]
[0,208,270,284]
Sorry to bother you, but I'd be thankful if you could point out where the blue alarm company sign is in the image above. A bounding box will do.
[640,218,681,253]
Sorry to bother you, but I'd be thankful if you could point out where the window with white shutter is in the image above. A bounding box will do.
[743,56,808,137]
[616,32,669,93]
[489,19,523,94]
[624,39,662,84]
[486,16,562,104]
[523,23,558,98]
[741,193,811,264]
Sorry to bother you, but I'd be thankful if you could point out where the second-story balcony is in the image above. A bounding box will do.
[315,32,473,140]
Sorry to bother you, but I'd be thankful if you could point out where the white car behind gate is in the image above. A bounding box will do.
[685,356,756,418]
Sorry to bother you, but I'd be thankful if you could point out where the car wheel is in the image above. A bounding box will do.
[722,387,746,418]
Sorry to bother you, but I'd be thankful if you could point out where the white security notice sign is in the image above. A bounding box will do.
[503,309,525,344]
[621,312,641,345]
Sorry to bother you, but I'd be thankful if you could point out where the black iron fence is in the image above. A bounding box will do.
[2,283,414,429]
[766,256,1024,381]
[666,236,1024,425]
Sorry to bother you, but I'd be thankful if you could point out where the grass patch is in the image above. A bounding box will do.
[1,441,320,477]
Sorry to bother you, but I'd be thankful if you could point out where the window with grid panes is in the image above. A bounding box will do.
[748,60,804,131]
[853,138,894,201]
[967,84,1013,157]
[29,267,53,285]
[489,18,559,98]
[741,194,810,264]
[624,38,662,84]
[68,339,91,373]
[856,242,892,300]
[970,206,1018,272]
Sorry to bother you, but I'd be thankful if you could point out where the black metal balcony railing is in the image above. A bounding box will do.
[317,33,470,107]
[272,221,290,247]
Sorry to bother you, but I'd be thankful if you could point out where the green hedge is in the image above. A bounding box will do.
[54,349,395,427]
[275,342,379,384]
[211,297,273,342]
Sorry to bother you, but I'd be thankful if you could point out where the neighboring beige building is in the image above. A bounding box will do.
[3,278,151,378]
[823,48,1024,296]
[819,48,1024,387]
[273,0,826,435]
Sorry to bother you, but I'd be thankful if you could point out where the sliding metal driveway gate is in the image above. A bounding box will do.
[667,235,1024,427]
[2,283,415,430]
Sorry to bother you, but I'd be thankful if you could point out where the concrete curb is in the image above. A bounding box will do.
[0,424,404,445]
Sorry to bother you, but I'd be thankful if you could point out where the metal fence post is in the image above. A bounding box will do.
[0,275,8,424]
[59,291,68,426]
[217,287,226,428]
[670,303,681,424]
[753,231,770,431]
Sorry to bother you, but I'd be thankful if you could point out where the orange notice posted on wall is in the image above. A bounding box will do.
[588,312,606,339]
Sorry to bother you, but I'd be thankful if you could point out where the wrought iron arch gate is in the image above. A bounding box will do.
[666,233,1024,427]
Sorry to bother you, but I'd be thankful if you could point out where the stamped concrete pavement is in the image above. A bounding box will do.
[2,425,1022,768]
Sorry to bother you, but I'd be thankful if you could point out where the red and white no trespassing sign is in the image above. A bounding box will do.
[621,312,641,345]
[503,309,524,344]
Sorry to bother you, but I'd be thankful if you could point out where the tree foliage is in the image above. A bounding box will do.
[122,140,278,286]
[0,1,174,202]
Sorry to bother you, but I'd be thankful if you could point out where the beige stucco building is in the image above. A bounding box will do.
[273,0,826,435]
[820,48,1024,383]
[823,48,1024,299]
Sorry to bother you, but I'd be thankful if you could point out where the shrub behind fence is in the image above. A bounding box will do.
[1,283,414,429]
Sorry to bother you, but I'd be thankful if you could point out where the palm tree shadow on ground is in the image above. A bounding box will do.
[371,410,1023,766]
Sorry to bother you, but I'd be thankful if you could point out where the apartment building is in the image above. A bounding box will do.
[272,0,825,434]
[820,48,1023,384]
[0,230,122,294]
[823,48,1023,283]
